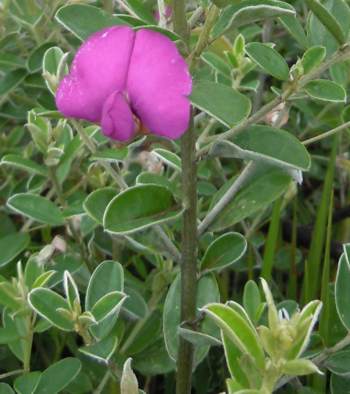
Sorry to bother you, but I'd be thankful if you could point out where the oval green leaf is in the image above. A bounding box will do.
[211,167,291,232]
[335,250,350,330]
[211,125,311,172]
[14,372,41,394]
[79,335,119,362]
[55,4,125,41]
[103,185,181,235]
[213,0,295,37]
[304,79,346,102]
[201,232,247,272]
[306,0,346,45]
[0,232,30,268]
[326,350,350,376]
[203,303,265,370]
[7,193,64,226]
[190,80,251,127]
[1,154,48,177]
[83,187,116,224]
[34,358,81,394]
[301,46,326,74]
[86,261,124,340]
[28,288,74,331]
[245,42,289,80]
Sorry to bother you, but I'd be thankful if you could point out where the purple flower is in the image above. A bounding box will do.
[55,26,192,141]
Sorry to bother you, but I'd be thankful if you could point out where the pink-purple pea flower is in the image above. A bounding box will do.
[55,26,192,141]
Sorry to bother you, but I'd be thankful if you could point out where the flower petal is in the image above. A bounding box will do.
[127,29,192,139]
[101,91,136,141]
[56,26,135,122]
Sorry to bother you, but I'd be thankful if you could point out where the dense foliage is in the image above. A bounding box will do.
[1,0,350,393]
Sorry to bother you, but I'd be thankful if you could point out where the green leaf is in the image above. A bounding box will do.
[7,193,65,226]
[0,232,30,268]
[0,327,20,344]
[86,261,124,339]
[1,154,48,177]
[213,0,295,37]
[24,257,44,289]
[211,125,311,172]
[201,52,232,79]
[306,0,346,45]
[28,288,74,331]
[103,185,181,235]
[326,350,350,376]
[42,46,66,75]
[133,25,180,42]
[200,232,247,272]
[301,46,326,74]
[2,310,25,362]
[0,384,14,394]
[123,287,148,320]
[304,79,346,102]
[0,53,24,69]
[335,249,350,330]
[279,15,309,49]
[212,0,237,8]
[0,281,23,310]
[245,42,289,80]
[286,300,322,359]
[124,0,155,24]
[243,281,263,324]
[79,335,118,362]
[178,326,222,347]
[136,172,176,194]
[0,69,27,96]
[203,303,265,370]
[86,261,124,309]
[152,149,181,171]
[123,310,160,355]
[55,4,125,41]
[90,291,126,322]
[190,80,251,127]
[14,372,41,394]
[84,187,116,224]
[331,374,350,394]
[91,148,128,163]
[211,167,291,232]
[121,358,139,394]
[34,358,81,394]
[281,359,321,376]
[133,337,175,375]
[163,274,220,362]
[27,42,55,73]
[32,271,56,289]
[63,271,80,311]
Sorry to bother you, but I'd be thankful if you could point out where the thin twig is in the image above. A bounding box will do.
[0,369,24,380]
[302,120,350,146]
[197,161,256,236]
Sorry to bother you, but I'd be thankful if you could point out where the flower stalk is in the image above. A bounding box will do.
[173,1,198,393]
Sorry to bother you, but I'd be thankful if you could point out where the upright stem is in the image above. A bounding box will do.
[173,2,198,393]
[177,119,198,394]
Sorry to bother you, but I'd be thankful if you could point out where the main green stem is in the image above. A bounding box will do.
[173,2,198,393]
[177,118,198,394]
